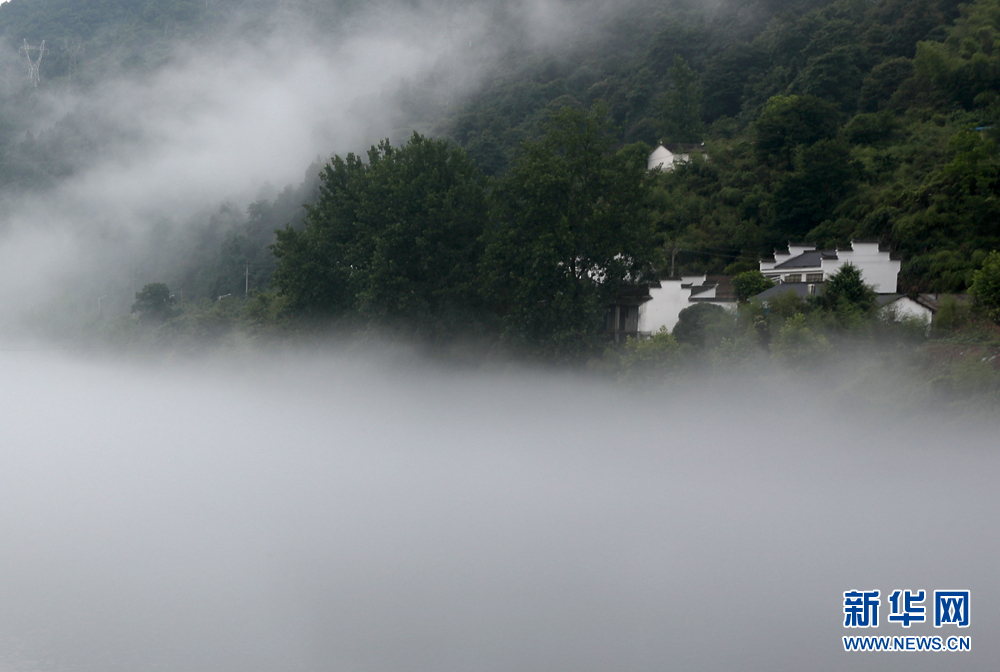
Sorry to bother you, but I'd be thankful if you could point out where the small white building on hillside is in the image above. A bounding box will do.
[647,144,706,172]
[876,293,969,324]
[877,295,934,324]
[759,241,900,292]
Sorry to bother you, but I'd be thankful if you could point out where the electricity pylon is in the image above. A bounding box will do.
[20,39,47,87]
[65,38,84,84]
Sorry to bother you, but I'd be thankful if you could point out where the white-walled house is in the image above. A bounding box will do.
[636,276,717,334]
[877,295,934,324]
[605,275,736,341]
[606,241,903,342]
[648,145,684,171]
[759,241,900,292]
[647,144,706,172]
[876,293,969,325]
[635,278,693,334]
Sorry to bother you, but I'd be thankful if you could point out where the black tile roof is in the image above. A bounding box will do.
[876,294,902,306]
[772,250,825,269]
[754,283,825,300]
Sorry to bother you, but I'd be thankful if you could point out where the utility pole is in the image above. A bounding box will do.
[245,261,249,296]
[20,40,47,88]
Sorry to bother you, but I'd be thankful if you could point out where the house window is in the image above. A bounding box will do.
[784,274,802,283]
[619,306,629,331]
[806,273,823,283]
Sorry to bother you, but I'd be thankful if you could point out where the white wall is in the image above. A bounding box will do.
[761,249,793,272]
[823,242,900,292]
[648,146,675,171]
[647,146,692,172]
[638,277,704,334]
[881,297,932,323]
[787,244,812,257]
[761,242,900,293]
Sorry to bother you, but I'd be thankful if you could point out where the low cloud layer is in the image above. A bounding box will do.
[0,0,503,330]
[0,350,994,671]
[0,0,674,334]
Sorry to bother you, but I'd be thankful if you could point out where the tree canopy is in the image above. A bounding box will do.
[8,0,1000,360]
[659,56,705,144]
[732,270,775,302]
[272,133,489,342]
[131,282,176,321]
[970,250,1000,322]
[480,104,655,359]
[815,263,878,321]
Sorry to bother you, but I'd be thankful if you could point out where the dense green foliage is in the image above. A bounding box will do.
[271,107,654,358]
[272,133,489,342]
[815,263,878,313]
[659,56,705,143]
[732,270,774,302]
[440,0,1000,294]
[480,105,654,358]
[442,0,839,175]
[970,250,1000,321]
[4,0,1000,366]
[131,282,175,321]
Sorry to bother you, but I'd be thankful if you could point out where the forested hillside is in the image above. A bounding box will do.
[1,0,999,362]
[437,0,992,293]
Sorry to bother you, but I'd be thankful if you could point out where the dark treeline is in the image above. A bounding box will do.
[268,106,653,360]
[206,0,998,296]
[2,0,1000,369]
[128,104,1000,379]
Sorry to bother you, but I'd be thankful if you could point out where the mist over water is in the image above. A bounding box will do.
[0,349,995,672]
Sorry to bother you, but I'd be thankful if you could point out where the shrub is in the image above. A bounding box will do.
[970,250,1000,323]
[772,313,831,365]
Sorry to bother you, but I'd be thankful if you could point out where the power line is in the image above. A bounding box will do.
[675,248,761,261]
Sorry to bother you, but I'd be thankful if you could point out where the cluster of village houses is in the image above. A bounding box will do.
[605,146,955,341]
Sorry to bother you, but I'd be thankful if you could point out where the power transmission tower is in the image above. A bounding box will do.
[20,39,47,88]
[64,38,84,85]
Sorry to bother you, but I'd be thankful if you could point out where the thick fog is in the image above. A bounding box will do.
[0,1,994,669]
[0,350,995,671]
[0,2,478,326]
[0,0,744,332]
[0,0,649,330]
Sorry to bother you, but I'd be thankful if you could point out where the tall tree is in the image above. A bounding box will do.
[815,263,877,317]
[272,133,489,341]
[659,56,706,144]
[753,94,841,168]
[131,282,176,322]
[481,104,655,359]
